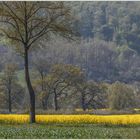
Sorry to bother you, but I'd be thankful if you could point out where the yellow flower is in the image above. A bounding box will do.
[0,114,140,125]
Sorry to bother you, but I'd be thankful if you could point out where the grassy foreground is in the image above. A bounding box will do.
[0,124,140,139]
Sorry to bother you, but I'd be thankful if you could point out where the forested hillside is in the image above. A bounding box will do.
[60,1,140,82]
[71,1,140,44]
[1,1,140,83]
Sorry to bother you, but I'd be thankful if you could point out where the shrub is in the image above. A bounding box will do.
[108,81,135,110]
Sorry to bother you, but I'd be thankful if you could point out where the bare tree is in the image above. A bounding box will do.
[0,1,74,123]
[1,63,17,113]
[76,81,107,111]
[35,64,84,111]
[0,63,24,113]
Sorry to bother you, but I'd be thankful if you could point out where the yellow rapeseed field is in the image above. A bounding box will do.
[0,114,140,125]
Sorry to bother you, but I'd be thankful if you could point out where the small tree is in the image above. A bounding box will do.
[37,64,85,111]
[77,81,107,111]
[108,81,135,110]
[33,78,50,110]
[86,82,108,109]
[1,63,17,113]
[0,63,24,113]
[0,2,74,123]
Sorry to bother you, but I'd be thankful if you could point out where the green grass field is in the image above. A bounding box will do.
[0,124,140,139]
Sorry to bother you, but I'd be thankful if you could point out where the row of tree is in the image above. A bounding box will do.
[0,62,139,113]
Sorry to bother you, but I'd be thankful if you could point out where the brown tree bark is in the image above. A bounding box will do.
[8,88,12,113]
[24,48,36,123]
[81,92,87,111]
[54,90,58,111]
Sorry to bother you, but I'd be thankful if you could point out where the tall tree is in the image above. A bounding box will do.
[0,1,74,123]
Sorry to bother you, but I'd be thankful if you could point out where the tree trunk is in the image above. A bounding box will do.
[24,48,36,123]
[81,92,86,111]
[54,91,58,111]
[40,72,44,91]
[42,100,46,110]
[8,88,12,113]
[42,99,47,110]
[40,72,48,110]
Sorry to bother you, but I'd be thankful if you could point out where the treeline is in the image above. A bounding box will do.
[0,61,140,113]
[32,63,140,111]
[0,41,140,112]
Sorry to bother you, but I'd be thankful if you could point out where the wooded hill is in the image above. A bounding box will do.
[1,2,140,83]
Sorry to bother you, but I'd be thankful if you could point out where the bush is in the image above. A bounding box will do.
[108,81,135,110]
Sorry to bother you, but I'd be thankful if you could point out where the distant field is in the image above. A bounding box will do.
[0,123,140,139]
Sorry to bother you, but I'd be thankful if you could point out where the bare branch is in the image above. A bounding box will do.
[57,84,69,96]
[0,28,23,43]
[3,2,24,25]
